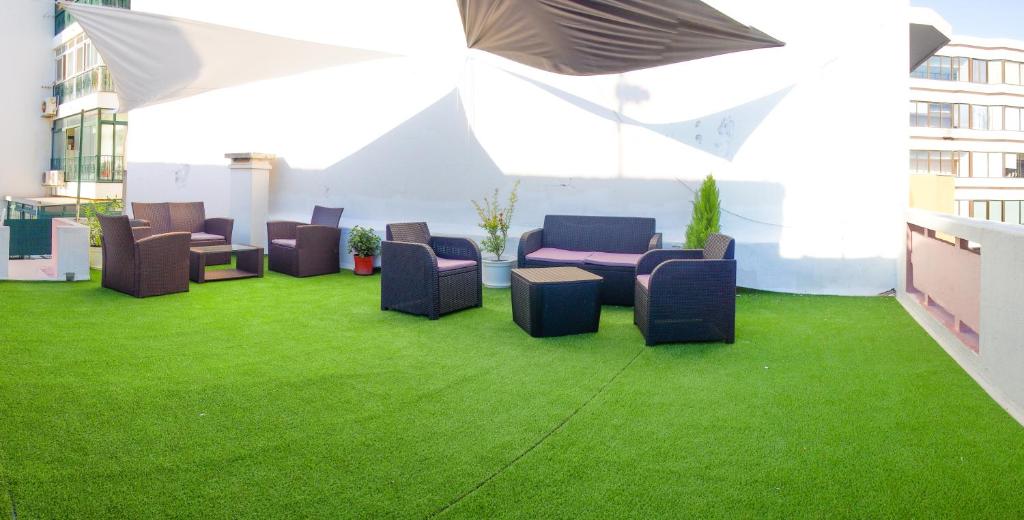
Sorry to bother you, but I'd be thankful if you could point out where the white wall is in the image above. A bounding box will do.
[120,0,910,295]
[0,0,54,201]
[900,209,1024,424]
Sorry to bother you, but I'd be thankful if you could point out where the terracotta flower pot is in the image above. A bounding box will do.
[353,255,375,275]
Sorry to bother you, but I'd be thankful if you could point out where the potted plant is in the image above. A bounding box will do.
[472,181,520,288]
[82,198,123,270]
[347,225,381,275]
[685,174,721,249]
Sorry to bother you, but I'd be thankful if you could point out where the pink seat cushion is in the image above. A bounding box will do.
[437,257,477,272]
[192,232,225,242]
[525,247,595,264]
[636,274,651,290]
[584,251,643,267]
[272,238,297,248]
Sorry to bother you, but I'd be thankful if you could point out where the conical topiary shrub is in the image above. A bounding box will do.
[685,174,721,249]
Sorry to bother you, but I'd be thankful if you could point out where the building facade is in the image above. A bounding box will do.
[3,0,129,222]
[910,36,1024,225]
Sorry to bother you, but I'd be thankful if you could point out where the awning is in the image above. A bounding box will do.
[63,2,396,112]
[458,0,784,75]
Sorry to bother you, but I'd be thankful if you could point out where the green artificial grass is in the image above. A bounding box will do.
[0,270,1022,518]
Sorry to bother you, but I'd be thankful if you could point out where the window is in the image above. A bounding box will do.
[909,102,954,128]
[972,59,988,83]
[972,152,989,177]
[956,104,970,128]
[973,201,988,218]
[972,105,989,130]
[1007,107,1021,131]
[957,200,970,217]
[1007,62,1022,85]
[909,150,962,175]
[990,61,1004,84]
[1006,201,1022,224]
[990,201,1003,222]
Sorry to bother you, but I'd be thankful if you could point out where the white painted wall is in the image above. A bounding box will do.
[899,209,1024,425]
[0,0,55,200]
[118,0,910,295]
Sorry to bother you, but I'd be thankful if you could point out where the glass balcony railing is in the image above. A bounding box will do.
[55,0,131,35]
[51,155,126,183]
[53,66,115,105]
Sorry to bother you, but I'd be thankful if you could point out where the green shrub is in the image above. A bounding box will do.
[685,174,721,249]
[82,198,124,248]
[471,181,520,260]
[347,226,381,257]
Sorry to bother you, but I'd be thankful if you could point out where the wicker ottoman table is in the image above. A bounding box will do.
[511,267,603,337]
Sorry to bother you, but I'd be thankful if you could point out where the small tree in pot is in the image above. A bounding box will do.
[472,181,519,288]
[347,225,381,275]
[685,174,721,249]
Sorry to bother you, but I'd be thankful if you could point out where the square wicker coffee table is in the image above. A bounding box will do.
[511,267,603,337]
[189,244,264,283]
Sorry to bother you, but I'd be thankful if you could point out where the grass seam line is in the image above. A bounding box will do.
[427,346,646,518]
[7,485,15,520]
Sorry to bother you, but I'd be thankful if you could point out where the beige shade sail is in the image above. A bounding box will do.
[458,0,784,75]
[62,2,397,112]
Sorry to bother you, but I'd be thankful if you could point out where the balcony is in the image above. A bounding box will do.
[53,66,115,105]
[50,155,125,183]
[55,0,131,35]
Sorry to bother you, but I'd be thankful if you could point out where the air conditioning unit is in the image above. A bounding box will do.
[41,97,58,118]
[42,170,64,187]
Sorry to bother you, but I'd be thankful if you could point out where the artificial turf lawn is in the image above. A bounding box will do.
[1,269,1022,518]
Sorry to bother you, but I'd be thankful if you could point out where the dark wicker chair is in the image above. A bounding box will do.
[381,222,482,320]
[132,202,233,265]
[518,215,661,305]
[99,215,191,298]
[634,233,737,345]
[266,206,344,277]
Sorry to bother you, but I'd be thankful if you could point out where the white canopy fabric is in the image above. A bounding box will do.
[63,2,396,112]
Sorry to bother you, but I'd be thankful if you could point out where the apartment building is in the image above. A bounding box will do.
[910,36,1024,225]
[4,0,129,221]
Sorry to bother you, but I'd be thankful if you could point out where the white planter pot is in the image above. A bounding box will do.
[481,258,515,288]
[88,246,103,270]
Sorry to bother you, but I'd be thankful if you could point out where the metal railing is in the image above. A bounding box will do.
[55,0,131,34]
[53,66,115,104]
[51,156,126,183]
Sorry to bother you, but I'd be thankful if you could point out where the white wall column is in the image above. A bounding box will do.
[0,226,9,279]
[226,152,275,248]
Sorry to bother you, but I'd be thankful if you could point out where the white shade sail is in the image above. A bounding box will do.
[63,2,396,112]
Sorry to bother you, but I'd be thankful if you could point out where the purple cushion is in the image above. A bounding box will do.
[525,247,595,264]
[584,252,643,267]
[636,274,651,290]
[272,238,297,248]
[437,257,477,272]
[192,232,225,242]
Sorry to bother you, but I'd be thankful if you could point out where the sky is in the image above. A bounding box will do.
[913,0,1024,40]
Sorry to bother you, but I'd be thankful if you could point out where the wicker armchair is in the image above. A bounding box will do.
[267,206,344,277]
[99,215,190,298]
[634,233,737,345]
[381,222,482,319]
[132,202,233,265]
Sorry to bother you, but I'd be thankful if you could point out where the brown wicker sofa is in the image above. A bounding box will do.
[517,215,661,305]
[132,202,234,264]
[99,215,190,298]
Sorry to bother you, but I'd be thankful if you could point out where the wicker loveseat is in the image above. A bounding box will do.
[634,233,737,345]
[517,215,661,305]
[132,202,234,264]
[380,222,482,320]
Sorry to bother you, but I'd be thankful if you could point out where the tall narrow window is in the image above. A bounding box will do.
[1006,107,1021,131]
[989,60,1004,84]
[1007,153,1019,177]
[957,104,970,128]
[972,104,989,129]
[1006,201,1022,224]
[991,105,1003,130]
[990,201,1003,222]
[973,201,988,218]
[972,59,988,83]
[973,152,988,177]
[1007,62,1021,85]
